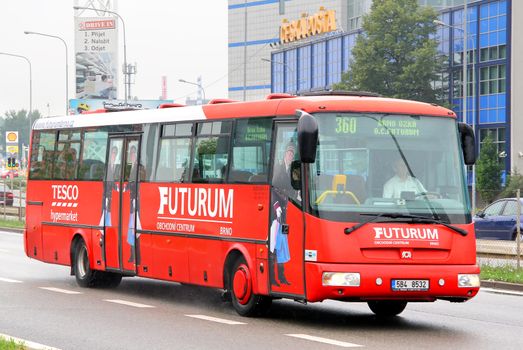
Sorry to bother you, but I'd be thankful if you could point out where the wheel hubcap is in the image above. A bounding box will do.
[77,246,88,278]
[232,264,252,305]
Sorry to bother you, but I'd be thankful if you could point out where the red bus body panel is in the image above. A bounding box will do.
[25,95,477,307]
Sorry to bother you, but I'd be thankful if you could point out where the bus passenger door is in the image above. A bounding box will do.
[103,136,141,274]
[268,121,305,297]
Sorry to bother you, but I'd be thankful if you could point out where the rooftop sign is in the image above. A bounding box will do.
[279,8,337,44]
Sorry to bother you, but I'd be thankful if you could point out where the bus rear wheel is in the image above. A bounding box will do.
[229,257,271,317]
[367,300,407,317]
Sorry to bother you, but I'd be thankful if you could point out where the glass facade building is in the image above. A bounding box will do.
[228,0,521,177]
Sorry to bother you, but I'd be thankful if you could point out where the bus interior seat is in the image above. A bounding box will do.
[316,173,367,203]
[89,162,105,180]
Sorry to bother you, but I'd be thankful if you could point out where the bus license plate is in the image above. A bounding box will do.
[392,279,429,291]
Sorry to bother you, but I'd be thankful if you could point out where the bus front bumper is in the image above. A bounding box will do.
[305,262,480,303]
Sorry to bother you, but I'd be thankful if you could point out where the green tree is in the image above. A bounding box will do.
[500,168,523,198]
[333,0,446,104]
[476,135,503,204]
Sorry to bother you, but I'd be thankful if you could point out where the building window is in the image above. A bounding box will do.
[478,64,506,124]
[327,37,342,86]
[312,42,326,89]
[298,45,311,91]
[342,34,357,72]
[284,49,297,93]
[479,0,507,62]
[479,127,506,157]
[480,64,506,95]
[452,7,477,66]
[272,52,284,93]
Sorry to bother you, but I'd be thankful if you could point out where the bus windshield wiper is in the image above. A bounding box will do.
[344,213,467,236]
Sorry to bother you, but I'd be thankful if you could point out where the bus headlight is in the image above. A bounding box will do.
[458,274,480,288]
[322,272,360,287]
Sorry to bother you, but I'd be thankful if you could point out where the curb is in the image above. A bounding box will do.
[481,280,523,292]
[0,227,24,234]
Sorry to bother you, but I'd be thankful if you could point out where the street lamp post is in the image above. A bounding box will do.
[261,58,299,95]
[24,31,68,115]
[0,52,32,117]
[0,52,32,165]
[434,12,477,214]
[179,79,206,105]
[73,6,129,105]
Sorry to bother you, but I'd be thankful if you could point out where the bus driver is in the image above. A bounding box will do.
[383,157,426,199]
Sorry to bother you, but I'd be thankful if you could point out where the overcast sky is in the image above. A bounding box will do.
[0,0,228,116]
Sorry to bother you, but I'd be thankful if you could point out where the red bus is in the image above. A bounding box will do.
[25,92,479,317]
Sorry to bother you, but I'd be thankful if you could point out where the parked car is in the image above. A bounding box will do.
[474,198,523,240]
[0,168,19,179]
[0,183,13,206]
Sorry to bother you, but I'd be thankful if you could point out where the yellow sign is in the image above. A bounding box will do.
[5,131,18,143]
[280,8,337,44]
[7,145,19,154]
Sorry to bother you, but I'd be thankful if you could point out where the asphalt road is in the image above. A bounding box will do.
[1,231,523,350]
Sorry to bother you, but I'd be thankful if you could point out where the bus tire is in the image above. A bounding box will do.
[367,300,407,317]
[73,239,97,288]
[229,257,272,317]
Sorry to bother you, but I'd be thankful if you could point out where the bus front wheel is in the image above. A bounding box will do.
[367,300,407,317]
[229,257,271,317]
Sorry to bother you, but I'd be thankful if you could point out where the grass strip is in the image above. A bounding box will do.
[0,336,26,349]
[481,264,523,284]
[0,219,24,229]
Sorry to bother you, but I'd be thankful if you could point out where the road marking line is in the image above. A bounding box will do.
[185,314,247,325]
[104,299,155,308]
[481,287,523,297]
[39,287,82,295]
[285,334,363,348]
[0,333,62,350]
[0,277,22,283]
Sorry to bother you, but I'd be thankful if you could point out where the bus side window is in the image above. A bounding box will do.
[192,121,231,183]
[155,123,193,183]
[78,130,108,181]
[29,131,56,180]
[230,117,272,183]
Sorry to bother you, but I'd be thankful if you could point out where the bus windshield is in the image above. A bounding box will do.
[309,113,471,224]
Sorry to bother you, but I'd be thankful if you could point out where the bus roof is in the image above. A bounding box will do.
[33,95,456,130]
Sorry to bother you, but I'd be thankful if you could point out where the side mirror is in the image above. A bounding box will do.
[290,160,301,190]
[476,210,485,218]
[458,122,476,165]
[296,110,318,163]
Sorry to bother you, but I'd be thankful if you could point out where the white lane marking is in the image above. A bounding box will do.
[185,314,247,325]
[39,287,82,295]
[481,287,523,297]
[0,332,62,350]
[285,334,363,348]
[104,299,155,308]
[0,277,23,283]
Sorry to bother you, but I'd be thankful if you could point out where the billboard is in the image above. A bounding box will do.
[75,17,119,99]
[70,99,174,115]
